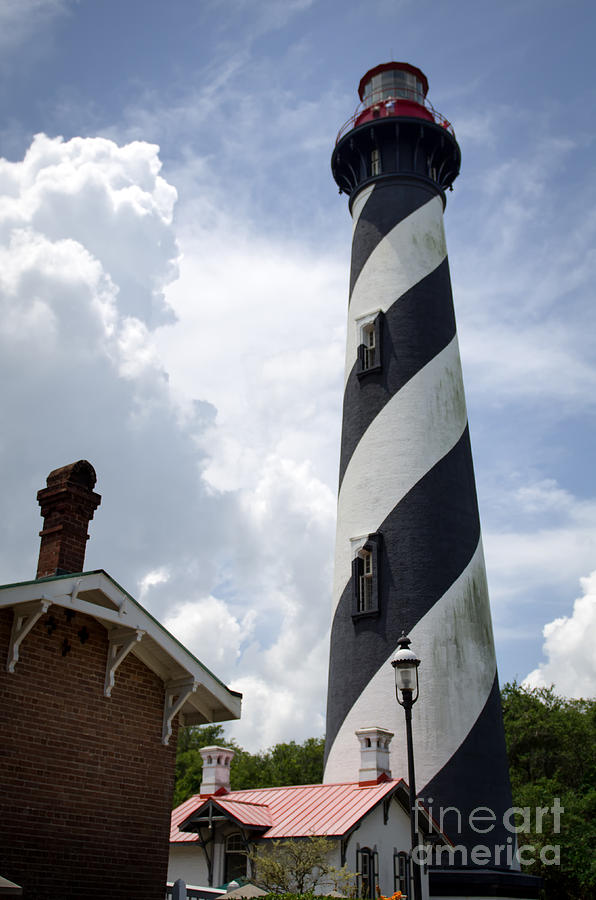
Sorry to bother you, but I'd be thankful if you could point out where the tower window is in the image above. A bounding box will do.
[356,312,383,378]
[352,533,382,619]
[371,148,381,176]
[362,323,376,369]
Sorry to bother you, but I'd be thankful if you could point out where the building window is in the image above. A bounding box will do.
[352,534,381,619]
[394,851,410,895]
[371,148,381,176]
[357,847,378,898]
[356,312,383,378]
[224,833,247,883]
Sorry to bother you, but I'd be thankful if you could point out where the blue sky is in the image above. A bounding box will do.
[1,0,595,749]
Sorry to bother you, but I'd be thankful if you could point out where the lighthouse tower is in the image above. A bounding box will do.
[324,63,539,895]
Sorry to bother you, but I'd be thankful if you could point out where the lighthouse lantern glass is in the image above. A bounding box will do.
[363,69,424,107]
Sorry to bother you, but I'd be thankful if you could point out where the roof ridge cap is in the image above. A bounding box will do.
[230,783,322,794]
[232,778,403,794]
[220,797,272,808]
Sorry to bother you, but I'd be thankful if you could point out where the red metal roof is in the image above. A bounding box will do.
[214,797,273,828]
[171,779,405,843]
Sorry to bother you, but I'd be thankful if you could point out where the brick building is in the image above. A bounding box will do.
[0,461,241,899]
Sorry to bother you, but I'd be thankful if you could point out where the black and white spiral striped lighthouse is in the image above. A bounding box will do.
[324,63,540,896]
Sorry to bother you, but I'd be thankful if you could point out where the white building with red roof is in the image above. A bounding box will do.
[169,730,446,898]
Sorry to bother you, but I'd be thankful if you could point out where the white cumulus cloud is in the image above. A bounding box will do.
[524,571,596,698]
[165,597,256,678]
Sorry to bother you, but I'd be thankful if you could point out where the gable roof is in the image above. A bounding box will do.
[171,779,406,842]
[0,569,241,727]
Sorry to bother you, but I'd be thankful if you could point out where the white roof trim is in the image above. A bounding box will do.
[0,571,241,727]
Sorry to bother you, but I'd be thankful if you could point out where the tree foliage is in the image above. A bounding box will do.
[174,725,324,807]
[501,682,596,900]
[249,836,335,894]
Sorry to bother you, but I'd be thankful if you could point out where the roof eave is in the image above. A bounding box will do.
[0,570,241,724]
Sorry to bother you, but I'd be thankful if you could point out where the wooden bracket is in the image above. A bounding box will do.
[69,578,82,604]
[341,823,360,867]
[383,795,391,825]
[7,599,52,673]
[162,676,198,745]
[104,627,144,697]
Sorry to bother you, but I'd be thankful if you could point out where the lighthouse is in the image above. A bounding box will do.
[324,63,540,896]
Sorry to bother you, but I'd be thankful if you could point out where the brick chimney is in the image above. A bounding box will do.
[199,745,234,795]
[36,460,102,578]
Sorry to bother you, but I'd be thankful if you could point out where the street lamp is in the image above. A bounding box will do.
[392,632,422,900]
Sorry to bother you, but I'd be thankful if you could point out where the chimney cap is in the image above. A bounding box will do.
[45,459,97,491]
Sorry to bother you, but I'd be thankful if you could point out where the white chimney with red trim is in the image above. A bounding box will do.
[356,726,393,784]
[199,745,234,795]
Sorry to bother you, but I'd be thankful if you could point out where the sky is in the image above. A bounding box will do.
[1,0,595,751]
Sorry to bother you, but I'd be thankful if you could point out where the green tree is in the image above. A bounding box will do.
[267,738,326,787]
[501,682,596,900]
[249,836,335,894]
[174,727,325,806]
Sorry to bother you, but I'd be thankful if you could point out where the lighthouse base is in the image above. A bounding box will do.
[429,868,541,899]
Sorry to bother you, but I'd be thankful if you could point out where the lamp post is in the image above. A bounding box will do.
[392,632,422,900]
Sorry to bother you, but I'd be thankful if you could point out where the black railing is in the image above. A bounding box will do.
[336,88,454,144]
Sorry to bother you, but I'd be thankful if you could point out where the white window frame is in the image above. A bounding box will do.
[355,311,382,354]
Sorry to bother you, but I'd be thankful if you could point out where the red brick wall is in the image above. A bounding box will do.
[0,605,179,899]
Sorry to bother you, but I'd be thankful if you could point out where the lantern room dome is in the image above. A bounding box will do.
[358,62,429,106]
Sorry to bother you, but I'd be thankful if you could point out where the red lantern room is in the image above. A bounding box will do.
[360,62,428,106]
[355,62,435,128]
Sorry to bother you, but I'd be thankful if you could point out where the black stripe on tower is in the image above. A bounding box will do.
[349,179,443,297]
[325,425,481,757]
[422,674,513,853]
[339,257,455,487]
